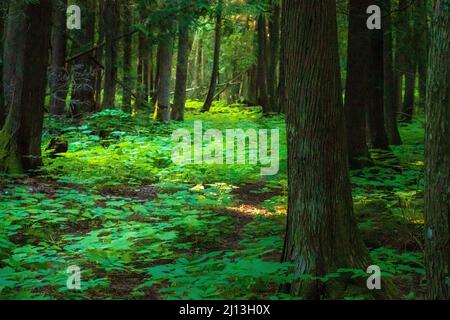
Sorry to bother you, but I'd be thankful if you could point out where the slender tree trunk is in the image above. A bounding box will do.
[49,0,68,116]
[256,14,270,114]
[102,0,119,110]
[202,0,223,113]
[344,0,371,167]
[394,0,410,112]
[154,29,174,122]
[277,0,286,113]
[0,0,52,173]
[0,5,5,127]
[268,0,280,112]
[367,1,390,150]
[121,0,133,113]
[94,0,104,111]
[424,0,450,300]
[416,0,429,111]
[281,0,384,299]
[383,0,402,145]
[172,19,191,121]
[70,0,96,116]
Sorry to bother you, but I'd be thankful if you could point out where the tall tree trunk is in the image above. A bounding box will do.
[394,0,410,113]
[416,0,429,111]
[344,0,371,167]
[383,0,402,145]
[121,0,133,113]
[70,0,96,116]
[154,28,174,122]
[256,14,270,114]
[202,0,223,113]
[367,1,390,150]
[49,0,68,116]
[0,0,52,173]
[281,0,380,299]
[94,0,104,111]
[424,0,450,300]
[277,0,286,113]
[268,0,280,112]
[172,19,191,121]
[102,0,119,110]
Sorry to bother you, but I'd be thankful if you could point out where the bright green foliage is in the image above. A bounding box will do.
[0,105,426,300]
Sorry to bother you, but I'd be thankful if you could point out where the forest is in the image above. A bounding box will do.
[0,0,449,302]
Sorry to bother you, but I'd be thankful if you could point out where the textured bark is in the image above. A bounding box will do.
[202,0,222,112]
[367,1,390,150]
[281,0,378,299]
[102,0,119,110]
[344,0,371,167]
[121,0,133,113]
[70,0,96,116]
[154,30,173,122]
[256,15,270,114]
[172,20,191,121]
[383,0,402,145]
[49,0,68,116]
[424,0,450,300]
[0,0,52,173]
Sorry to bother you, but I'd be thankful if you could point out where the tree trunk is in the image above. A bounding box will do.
[268,0,280,112]
[344,0,371,167]
[49,0,68,116]
[172,19,191,121]
[154,29,174,122]
[256,14,270,114]
[415,0,429,111]
[0,5,5,127]
[394,0,410,112]
[424,0,450,300]
[383,0,402,145]
[281,0,380,299]
[0,0,52,173]
[202,0,223,113]
[277,0,286,113]
[121,0,133,113]
[102,0,119,110]
[70,0,96,116]
[367,1,390,150]
[94,0,104,111]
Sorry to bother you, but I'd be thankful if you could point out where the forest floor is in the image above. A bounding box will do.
[0,102,426,300]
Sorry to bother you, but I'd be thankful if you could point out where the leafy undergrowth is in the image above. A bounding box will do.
[0,102,426,300]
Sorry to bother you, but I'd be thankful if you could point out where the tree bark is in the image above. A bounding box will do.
[0,0,52,173]
[102,0,119,110]
[268,0,280,112]
[154,28,174,122]
[344,0,371,167]
[415,0,429,112]
[367,1,390,150]
[281,0,381,299]
[383,0,402,145]
[0,5,5,127]
[424,0,450,300]
[172,19,191,121]
[49,0,68,116]
[202,0,223,113]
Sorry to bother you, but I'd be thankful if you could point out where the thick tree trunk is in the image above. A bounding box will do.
[281,0,381,299]
[121,1,133,113]
[0,0,52,173]
[154,30,173,122]
[70,0,96,116]
[367,1,390,150]
[383,0,402,145]
[256,15,270,114]
[172,20,191,121]
[344,0,371,167]
[49,0,68,116]
[424,0,450,300]
[202,0,223,113]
